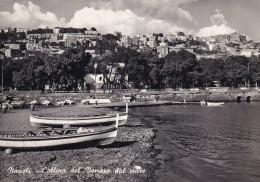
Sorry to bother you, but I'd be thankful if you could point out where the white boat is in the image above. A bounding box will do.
[11,98,26,108]
[0,114,119,154]
[65,99,74,105]
[41,100,51,106]
[56,100,73,105]
[200,100,206,106]
[206,102,224,106]
[56,100,66,105]
[30,100,39,105]
[30,112,127,128]
[81,98,112,105]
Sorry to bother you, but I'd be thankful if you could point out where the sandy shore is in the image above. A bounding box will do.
[0,105,159,182]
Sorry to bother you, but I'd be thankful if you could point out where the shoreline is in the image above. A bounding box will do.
[0,104,160,181]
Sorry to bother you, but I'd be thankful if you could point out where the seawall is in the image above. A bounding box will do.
[4,89,260,103]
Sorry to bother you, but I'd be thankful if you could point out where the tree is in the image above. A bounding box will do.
[56,48,92,91]
[99,54,125,92]
[149,66,163,89]
[25,58,46,90]
[198,58,225,87]
[247,56,260,87]
[95,37,118,55]
[50,42,58,47]
[161,50,198,88]
[3,58,26,89]
[223,56,250,88]
[126,55,150,88]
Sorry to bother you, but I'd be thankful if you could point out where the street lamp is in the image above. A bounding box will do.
[94,62,97,93]
[0,54,4,94]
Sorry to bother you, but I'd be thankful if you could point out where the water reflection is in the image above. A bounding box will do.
[131,102,260,182]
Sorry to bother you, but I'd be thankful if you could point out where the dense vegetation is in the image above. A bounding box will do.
[1,40,260,91]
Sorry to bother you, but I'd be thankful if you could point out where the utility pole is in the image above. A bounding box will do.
[94,62,97,93]
[0,54,4,94]
[248,62,250,88]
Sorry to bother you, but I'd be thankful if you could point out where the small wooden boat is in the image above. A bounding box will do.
[206,102,224,106]
[0,114,119,154]
[41,100,51,106]
[30,112,127,128]
[30,100,39,105]
[65,99,74,105]
[56,99,74,105]
[200,100,206,106]
[11,101,26,108]
[30,103,129,128]
[56,100,66,105]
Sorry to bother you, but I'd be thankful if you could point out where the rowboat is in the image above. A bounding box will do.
[56,99,74,105]
[0,114,119,154]
[30,112,127,128]
[42,100,51,106]
[30,100,39,105]
[30,103,128,128]
[11,100,26,108]
[200,100,206,106]
[206,102,224,106]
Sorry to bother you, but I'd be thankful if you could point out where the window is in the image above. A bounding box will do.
[99,77,102,81]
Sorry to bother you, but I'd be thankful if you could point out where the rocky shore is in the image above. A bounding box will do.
[0,105,160,182]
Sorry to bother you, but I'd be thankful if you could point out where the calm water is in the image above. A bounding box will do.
[130,102,260,182]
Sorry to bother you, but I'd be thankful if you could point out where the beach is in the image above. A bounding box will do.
[0,104,159,182]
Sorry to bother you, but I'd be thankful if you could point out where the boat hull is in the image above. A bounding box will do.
[30,113,127,127]
[0,128,117,149]
[207,102,224,106]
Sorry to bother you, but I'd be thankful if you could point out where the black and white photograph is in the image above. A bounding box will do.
[1,0,260,181]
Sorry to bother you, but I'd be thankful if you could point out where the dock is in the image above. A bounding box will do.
[93,101,201,108]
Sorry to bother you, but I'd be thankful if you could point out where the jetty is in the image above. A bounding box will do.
[93,101,201,108]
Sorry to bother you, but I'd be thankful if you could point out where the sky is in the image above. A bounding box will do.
[0,0,259,39]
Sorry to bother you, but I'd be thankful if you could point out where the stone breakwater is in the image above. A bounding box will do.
[4,89,260,105]
[0,106,159,182]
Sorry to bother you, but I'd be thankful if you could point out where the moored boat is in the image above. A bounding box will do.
[206,102,224,106]
[200,100,206,106]
[30,112,127,128]
[30,103,128,128]
[0,114,119,154]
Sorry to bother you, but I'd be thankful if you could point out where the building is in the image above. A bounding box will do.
[84,63,128,91]
[157,42,169,58]
[24,50,49,59]
[196,54,216,60]
[147,40,157,48]
[121,35,132,47]
[132,36,140,46]
[26,42,43,50]
[53,27,60,34]
[16,28,28,33]
[84,30,99,38]
[85,49,97,57]
[4,43,24,58]
[208,44,218,51]
[4,44,21,50]
[85,73,104,90]
[5,49,23,58]
[27,33,52,40]
[240,49,253,57]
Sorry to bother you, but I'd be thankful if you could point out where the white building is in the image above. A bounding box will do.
[240,49,253,57]
[53,27,60,34]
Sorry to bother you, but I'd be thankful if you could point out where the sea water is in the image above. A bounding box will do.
[130,102,260,182]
